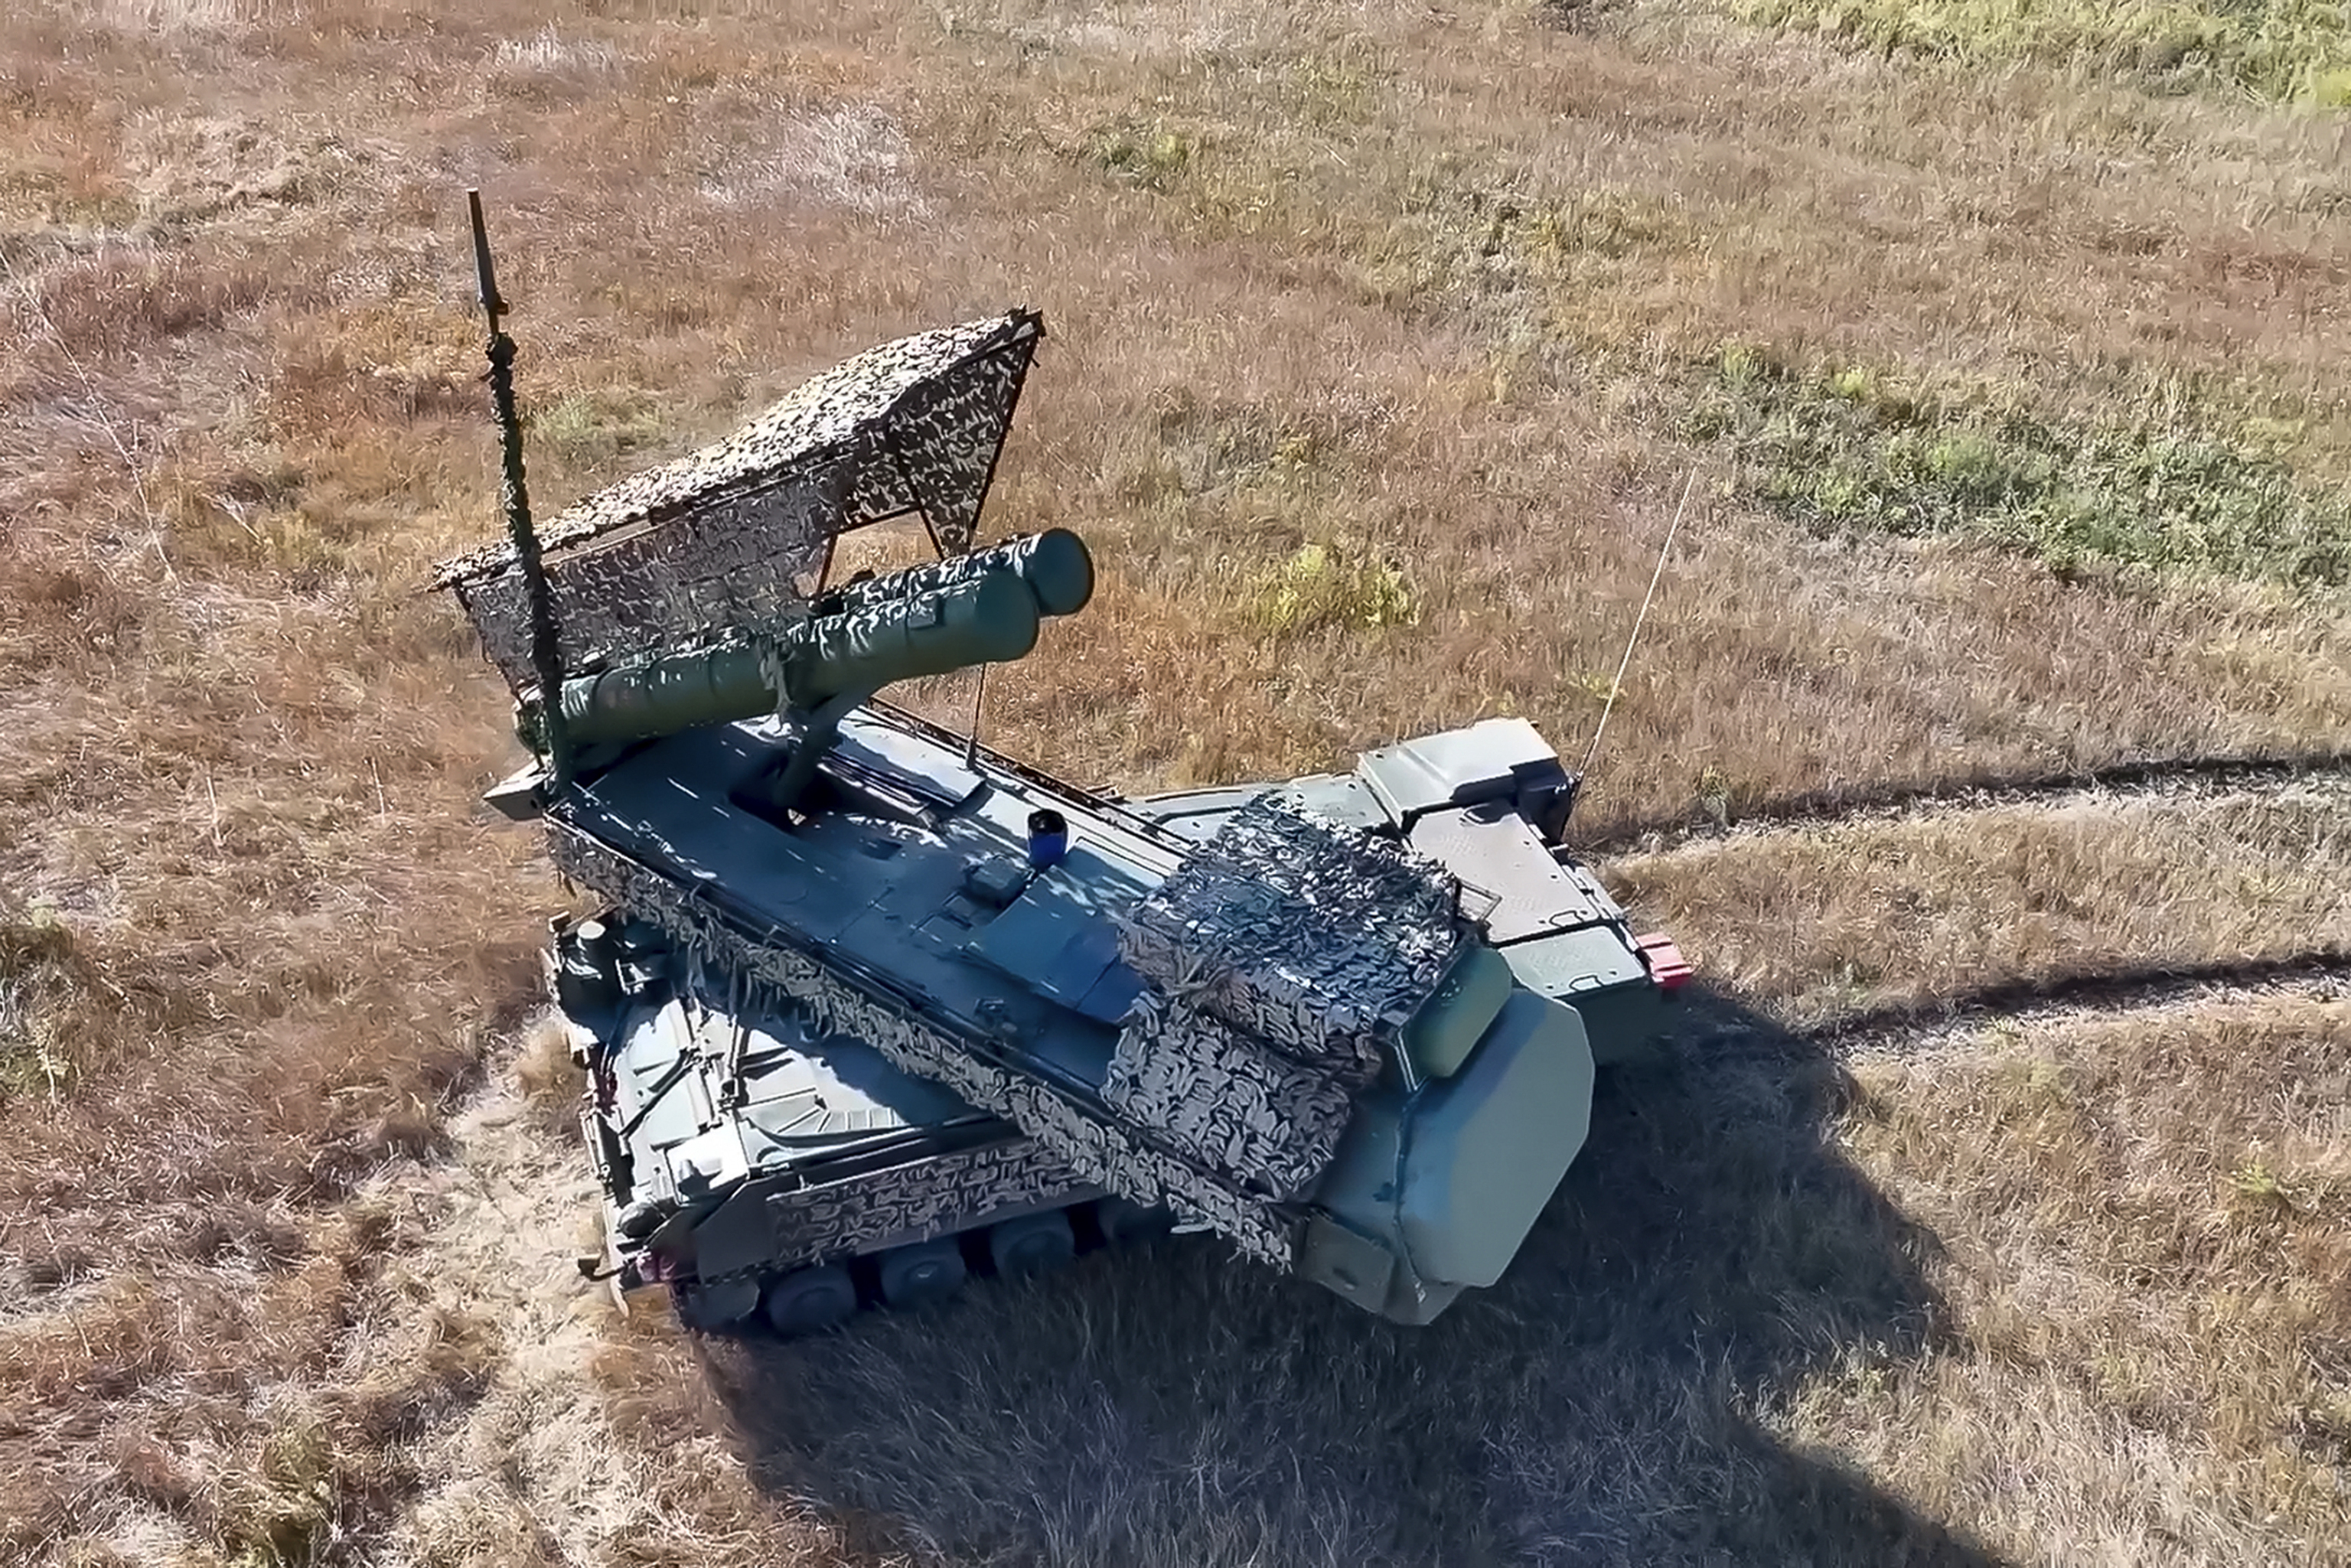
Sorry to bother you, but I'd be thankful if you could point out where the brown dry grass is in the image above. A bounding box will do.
[1818,995,2351,1560]
[1609,781,2351,1026]
[2,0,2346,1563]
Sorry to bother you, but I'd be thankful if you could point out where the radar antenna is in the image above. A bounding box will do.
[468,187,573,793]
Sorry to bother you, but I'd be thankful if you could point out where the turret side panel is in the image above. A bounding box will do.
[756,1138,1093,1275]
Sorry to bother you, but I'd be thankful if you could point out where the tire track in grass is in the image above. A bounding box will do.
[1810,950,2351,1056]
[1577,749,2351,856]
[1665,954,2351,1068]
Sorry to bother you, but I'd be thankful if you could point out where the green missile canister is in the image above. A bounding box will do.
[535,530,1093,750]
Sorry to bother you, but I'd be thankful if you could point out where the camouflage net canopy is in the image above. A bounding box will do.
[432,309,1045,695]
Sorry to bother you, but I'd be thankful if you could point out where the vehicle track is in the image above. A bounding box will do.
[1574,749,2351,856]
[1669,950,2351,1064]
[1811,949,2351,1055]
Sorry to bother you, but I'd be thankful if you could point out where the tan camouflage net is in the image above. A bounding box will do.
[547,824,1302,1268]
[1101,986,1357,1201]
[435,310,1045,695]
[755,1139,1091,1276]
[1117,794,1467,1068]
[1102,794,1472,1203]
[448,460,852,693]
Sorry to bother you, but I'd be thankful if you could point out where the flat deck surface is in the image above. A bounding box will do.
[566,717,1188,1094]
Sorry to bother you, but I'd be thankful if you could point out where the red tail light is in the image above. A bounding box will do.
[1635,931,1693,991]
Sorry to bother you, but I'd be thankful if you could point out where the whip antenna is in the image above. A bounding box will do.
[468,187,572,793]
[1580,470,1697,781]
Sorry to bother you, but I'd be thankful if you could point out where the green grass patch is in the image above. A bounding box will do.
[1077,115,1200,192]
[524,386,666,466]
[1731,0,2351,106]
[1245,540,1420,634]
[1687,345,2351,585]
[0,906,84,1101]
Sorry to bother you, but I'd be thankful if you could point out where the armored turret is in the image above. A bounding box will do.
[439,227,1688,1333]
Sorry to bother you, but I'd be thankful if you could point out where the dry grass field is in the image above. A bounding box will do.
[2,0,2347,1563]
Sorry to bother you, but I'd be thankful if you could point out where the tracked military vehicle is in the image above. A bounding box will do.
[439,199,1691,1334]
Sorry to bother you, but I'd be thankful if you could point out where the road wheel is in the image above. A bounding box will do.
[877,1237,967,1310]
[761,1264,856,1336]
[1095,1196,1174,1246]
[987,1210,1075,1279]
[677,1275,761,1331]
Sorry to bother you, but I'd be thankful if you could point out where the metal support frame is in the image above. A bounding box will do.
[767,685,882,820]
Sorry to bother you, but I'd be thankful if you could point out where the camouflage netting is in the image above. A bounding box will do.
[1104,794,1472,1203]
[547,826,1304,1268]
[754,1139,1091,1277]
[449,462,853,693]
[435,309,1045,695]
[1117,794,1467,1068]
[1101,988,1357,1201]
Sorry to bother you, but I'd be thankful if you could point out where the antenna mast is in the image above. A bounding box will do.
[963,662,988,771]
[1580,470,1697,782]
[469,188,572,793]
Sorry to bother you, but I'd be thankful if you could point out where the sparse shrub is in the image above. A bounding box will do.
[1715,338,1772,390]
[526,388,664,465]
[1362,174,1684,316]
[1285,52,1387,127]
[334,1305,503,1448]
[0,906,86,1100]
[2007,1057,2076,1109]
[1244,540,1419,634]
[1120,390,1367,502]
[168,493,352,583]
[1567,670,1622,705]
[185,1201,311,1268]
[210,1408,341,1568]
[195,1307,501,1564]
[1537,0,1629,28]
[2228,1151,2305,1218]
[18,249,272,360]
[359,1097,451,1162]
[484,22,622,103]
[1079,116,1198,191]
[515,1009,586,1139]
[1694,762,1736,825]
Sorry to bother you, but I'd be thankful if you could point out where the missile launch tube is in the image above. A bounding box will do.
[828,526,1094,618]
[781,566,1043,706]
[553,568,1044,748]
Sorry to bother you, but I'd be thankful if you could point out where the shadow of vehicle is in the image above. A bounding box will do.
[689,984,2005,1567]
